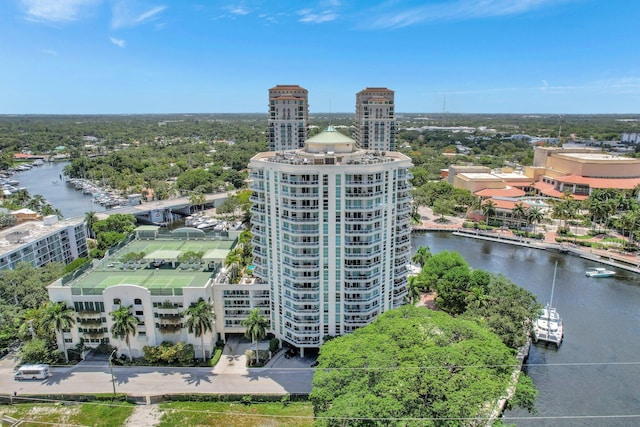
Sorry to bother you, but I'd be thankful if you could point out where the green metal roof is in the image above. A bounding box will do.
[306,126,355,145]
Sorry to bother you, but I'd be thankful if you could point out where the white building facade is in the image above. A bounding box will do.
[249,127,412,355]
[354,87,397,151]
[268,85,309,151]
[0,216,88,271]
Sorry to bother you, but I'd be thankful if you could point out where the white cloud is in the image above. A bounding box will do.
[367,0,573,29]
[111,1,167,29]
[228,6,249,15]
[110,37,127,47]
[21,0,100,24]
[540,80,549,92]
[297,8,338,24]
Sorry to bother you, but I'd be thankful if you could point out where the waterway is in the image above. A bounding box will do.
[10,162,105,219]
[412,232,640,426]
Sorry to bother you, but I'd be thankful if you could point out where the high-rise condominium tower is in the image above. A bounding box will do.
[354,87,396,151]
[267,85,309,151]
[249,127,412,355]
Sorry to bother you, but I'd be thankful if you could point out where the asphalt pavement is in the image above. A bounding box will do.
[0,343,315,398]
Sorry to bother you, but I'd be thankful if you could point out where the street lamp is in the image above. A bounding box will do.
[109,350,117,398]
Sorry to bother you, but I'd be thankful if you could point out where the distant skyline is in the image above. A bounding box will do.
[2,0,639,115]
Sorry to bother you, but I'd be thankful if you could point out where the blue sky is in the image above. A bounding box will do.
[2,0,639,114]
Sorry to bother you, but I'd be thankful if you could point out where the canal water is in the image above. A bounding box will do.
[10,161,105,219]
[412,232,640,427]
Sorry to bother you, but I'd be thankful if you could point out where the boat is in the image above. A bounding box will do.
[585,267,615,278]
[532,262,564,347]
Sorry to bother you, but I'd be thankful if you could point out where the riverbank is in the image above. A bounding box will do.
[413,206,640,276]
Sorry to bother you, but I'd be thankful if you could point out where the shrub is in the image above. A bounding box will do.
[19,338,59,365]
[269,338,279,353]
[210,346,223,367]
[143,341,195,366]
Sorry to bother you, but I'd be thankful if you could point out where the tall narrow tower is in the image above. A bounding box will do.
[354,87,396,151]
[268,85,309,151]
[249,127,413,356]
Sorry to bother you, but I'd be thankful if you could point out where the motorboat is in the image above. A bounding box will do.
[585,267,615,278]
[532,262,564,347]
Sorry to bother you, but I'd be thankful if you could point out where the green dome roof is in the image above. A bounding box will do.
[306,126,355,144]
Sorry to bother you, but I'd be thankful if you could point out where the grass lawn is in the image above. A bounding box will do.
[158,401,314,427]
[0,401,135,427]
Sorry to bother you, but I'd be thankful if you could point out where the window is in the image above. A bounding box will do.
[135,311,144,316]
[134,298,142,305]
[113,298,121,305]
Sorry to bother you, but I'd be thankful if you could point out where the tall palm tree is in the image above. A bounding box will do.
[85,211,98,239]
[481,200,497,225]
[526,207,544,234]
[241,308,269,365]
[42,302,76,362]
[110,305,138,361]
[184,298,215,361]
[512,202,527,230]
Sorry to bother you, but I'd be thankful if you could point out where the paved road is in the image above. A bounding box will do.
[0,350,314,397]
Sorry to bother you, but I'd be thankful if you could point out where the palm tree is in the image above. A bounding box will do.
[85,211,98,239]
[526,207,544,234]
[512,202,527,230]
[411,246,431,268]
[405,275,422,305]
[189,192,206,213]
[224,248,244,282]
[42,302,76,362]
[110,305,138,361]
[184,298,215,361]
[241,308,269,365]
[465,286,491,310]
[481,200,497,225]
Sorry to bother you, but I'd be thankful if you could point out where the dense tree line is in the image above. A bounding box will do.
[311,305,536,426]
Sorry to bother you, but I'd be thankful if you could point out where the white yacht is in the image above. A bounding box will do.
[532,262,564,347]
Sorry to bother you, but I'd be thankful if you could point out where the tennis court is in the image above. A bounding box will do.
[120,239,235,256]
[71,269,213,296]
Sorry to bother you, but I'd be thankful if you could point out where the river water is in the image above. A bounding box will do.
[10,161,105,219]
[412,232,640,427]
[12,165,640,425]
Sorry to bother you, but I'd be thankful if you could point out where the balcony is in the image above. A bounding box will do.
[157,324,182,333]
[78,318,104,326]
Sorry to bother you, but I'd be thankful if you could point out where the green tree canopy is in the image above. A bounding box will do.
[311,305,525,425]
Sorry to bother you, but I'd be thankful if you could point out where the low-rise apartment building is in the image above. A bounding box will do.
[0,215,88,271]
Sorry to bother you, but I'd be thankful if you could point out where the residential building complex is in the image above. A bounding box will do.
[47,230,240,358]
[267,85,309,151]
[0,215,88,271]
[353,87,397,151]
[248,126,413,355]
